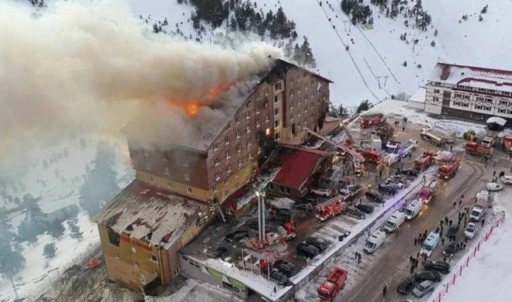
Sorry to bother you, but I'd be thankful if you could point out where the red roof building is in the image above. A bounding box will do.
[270,148,332,199]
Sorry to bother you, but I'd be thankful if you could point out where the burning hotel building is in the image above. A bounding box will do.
[93,59,332,291]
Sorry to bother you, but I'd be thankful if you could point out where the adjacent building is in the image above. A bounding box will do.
[424,63,512,126]
[94,59,332,291]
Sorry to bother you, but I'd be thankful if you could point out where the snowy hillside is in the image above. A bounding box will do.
[0,135,134,301]
[126,0,512,106]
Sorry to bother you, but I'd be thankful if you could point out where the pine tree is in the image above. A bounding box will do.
[300,37,316,68]
[356,100,372,113]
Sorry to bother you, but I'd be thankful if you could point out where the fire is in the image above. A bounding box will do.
[186,103,199,117]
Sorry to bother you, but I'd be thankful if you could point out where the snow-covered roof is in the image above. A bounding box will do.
[408,87,426,103]
[487,116,507,126]
[430,63,512,92]
[93,180,205,248]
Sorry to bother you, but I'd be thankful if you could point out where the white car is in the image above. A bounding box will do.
[386,140,401,153]
[501,175,512,185]
[465,222,476,239]
[486,182,504,192]
[310,188,332,197]
[412,280,434,298]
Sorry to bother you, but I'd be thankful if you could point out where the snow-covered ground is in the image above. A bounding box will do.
[126,0,512,106]
[432,189,512,302]
[0,134,134,301]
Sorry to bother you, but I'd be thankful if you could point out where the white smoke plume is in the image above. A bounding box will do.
[0,0,283,172]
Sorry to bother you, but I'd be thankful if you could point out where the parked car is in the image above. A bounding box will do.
[273,260,296,277]
[225,229,249,242]
[396,277,416,295]
[355,203,374,214]
[269,269,288,285]
[399,168,420,177]
[310,188,332,197]
[486,182,504,192]
[346,206,366,219]
[365,190,385,203]
[305,236,331,252]
[378,182,399,194]
[470,205,486,222]
[464,222,477,239]
[385,177,405,188]
[443,242,461,256]
[412,280,435,298]
[501,175,512,185]
[413,270,442,283]
[446,225,459,238]
[390,174,408,183]
[422,260,450,274]
[296,242,320,258]
[214,247,230,261]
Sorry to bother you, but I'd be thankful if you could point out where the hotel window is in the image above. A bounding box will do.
[485,98,493,104]
[224,136,230,145]
[238,158,242,166]
[274,82,282,91]
[246,112,250,119]
[265,115,270,123]
[187,187,192,193]
[463,95,470,100]
[275,133,281,140]
[264,100,269,109]
[274,95,278,103]
[145,162,151,170]
[274,120,279,127]
[237,145,241,153]
[454,93,462,99]
[256,120,261,127]
[226,151,231,159]
[182,159,189,167]
[184,173,190,181]
[164,168,170,176]
[227,165,232,173]
[131,247,137,254]
[167,181,172,188]
[247,125,251,133]
[236,131,241,138]
[150,255,158,263]
[215,173,220,181]
[235,116,239,123]
[433,97,439,103]
[274,108,279,115]
[434,89,440,93]
[212,185,217,192]
[213,142,219,150]
[214,158,220,166]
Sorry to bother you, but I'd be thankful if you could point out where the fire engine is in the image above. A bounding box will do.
[373,124,395,142]
[356,148,382,164]
[251,221,296,250]
[418,179,439,204]
[481,135,498,147]
[315,196,348,222]
[317,267,349,302]
[464,141,494,157]
[414,151,435,171]
[438,158,460,179]
[504,135,512,153]
[360,113,385,128]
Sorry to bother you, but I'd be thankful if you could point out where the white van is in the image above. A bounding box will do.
[363,230,386,254]
[420,231,440,258]
[501,175,512,185]
[383,210,406,233]
[404,199,423,220]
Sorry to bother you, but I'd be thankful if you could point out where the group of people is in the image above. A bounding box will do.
[354,251,362,264]
[408,255,420,274]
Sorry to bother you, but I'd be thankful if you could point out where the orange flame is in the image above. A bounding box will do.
[186,103,199,117]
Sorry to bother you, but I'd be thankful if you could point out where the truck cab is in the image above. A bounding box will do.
[404,199,423,220]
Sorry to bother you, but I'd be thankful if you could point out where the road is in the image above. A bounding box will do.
[342,158,489,302]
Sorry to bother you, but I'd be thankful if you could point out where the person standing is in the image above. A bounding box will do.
[441,237,445,246]
[383,284,387,296]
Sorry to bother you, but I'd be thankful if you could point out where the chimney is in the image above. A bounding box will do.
[440,65,451,81]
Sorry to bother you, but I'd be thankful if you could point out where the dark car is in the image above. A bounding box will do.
[423,260,451,274]
[389,174,408,183]
[443,242,461,256]
[446,225,459,238]
[225,229,249,243]
[365,190,385,203]
[346,206,366,219]
[396,277,416,295]
[269,269,288,285]
[248,221,272,232]
[414,270,442,283]
[214,246,230,260]
[399,168,420,177]
[355,203,374,214]
[296,242,320,258]
[305,236,331,252]
[273,260,296,277]
[378,183,399,194]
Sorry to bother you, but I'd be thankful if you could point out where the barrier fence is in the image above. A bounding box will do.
[431,211,506,302]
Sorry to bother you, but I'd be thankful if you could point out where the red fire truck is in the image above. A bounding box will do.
[438,158,460,179]
[356,148,382,164]
[414,151,435,171]
[315,196,348,222]
[418,179,439,204]
[504,135,512,153]
[360,113,385,128]
[464,141,494,157]
[318,267,349,302]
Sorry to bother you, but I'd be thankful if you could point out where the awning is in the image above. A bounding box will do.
[486,116,507,126]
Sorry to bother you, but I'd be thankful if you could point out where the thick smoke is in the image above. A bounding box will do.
[0,0,283,171]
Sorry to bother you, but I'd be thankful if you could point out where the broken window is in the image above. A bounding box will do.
[107,228,120,247]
